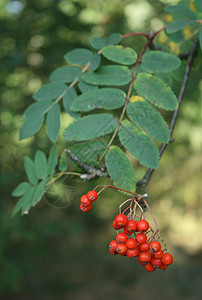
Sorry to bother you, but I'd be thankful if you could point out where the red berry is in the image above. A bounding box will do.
[136,233,147,244]
[160,264,168,270]
[87,190,98,201]
[139,242,150,252]
[112,219,121,230]
[153,250,164,259]
[115,214,128,228]
[109,248,118,255]
[138,252,152,264]
[116,243,128,254]
[144,263,156,272]
[151,257,162,268]
[116,232,128,244]
[137,220,149,232]
[126,238,138,249]
[80,195,91,206]
[80,203,91,212]
[162,253,173,265]
[109,240,119,252]
[124,220,137,234]
[124,227,132,235]
[126,248,140,258]
[150,241,161,253]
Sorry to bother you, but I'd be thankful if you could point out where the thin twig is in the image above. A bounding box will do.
[137,38,199,188]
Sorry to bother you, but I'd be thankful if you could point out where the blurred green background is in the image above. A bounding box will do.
[0,0,202,299]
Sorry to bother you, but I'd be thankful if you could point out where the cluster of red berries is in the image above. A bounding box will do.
[80,190,98,212]
[109,214,173,272]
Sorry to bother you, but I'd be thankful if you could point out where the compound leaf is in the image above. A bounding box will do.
[33,83,67,101]
[12,182,32,197]
[166,19,196,34]
[102,45,137,65]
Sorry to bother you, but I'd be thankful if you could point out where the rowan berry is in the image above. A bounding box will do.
[150,241,161,253]
[139,242,150,252]
[126,238,138,249]
[109,248,117,255]
[116,232,128,244]
[127,248,140,258]
[114,214,128,228]
[109,240,119,252]
[124,220,137,234]
[162,253,173,265]
[87,190,98,202]
[150,257,162,268]
[80,195,91,206]
[80,203,91,212]
[144,263,156,272]
[138,252,152,264]
[137,220,149,232]
[136,233,147,244]
[160,264,168,270]
[112,219,121,230]
[116,243,128,254]
[153,250,164,259]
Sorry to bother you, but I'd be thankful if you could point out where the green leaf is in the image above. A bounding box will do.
[34,150,48,180]
[19,114,44,140]
[105,146,136,192]
[127,98,170,143]
[118,120,159,169]
[46,103,61,143]
[70,88,126,112]
[64,48,93,65]
[199,26,202,51]
[90,37,106,50]
[32,179,48,207]
[82,65,132,86]
[12,182,32,197]
[59,150,69,172]
[64,113,117,141]
[47,145,58,175]
[63,87,80,118]
[23,100,52,118]
[165,4,196,19]
[102,45,137,65]
[13,186,36,215]
[33,83,67,101]
[155,73,173,87]
[49,66,81,83]
[194,0,202,12]
[24,156,38,185]
[78,79,99,93]
[166,19,196,34]
[141,51,181,73]
[90,53,101,71]
[106,33,122,45]
[135,73,178,111]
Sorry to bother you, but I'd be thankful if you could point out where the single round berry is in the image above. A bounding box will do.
[126,248,140,258]
[126,238,138,249]
[112,219,121,230]
[87,190,98,202]
[137,220,149,232]
[162,253,173,265]
[115,214,128,228]
[124,220,137,234]
[138,252,152,264]
[80,195,91,206]
[150,241,161,253]
[144,263,156,272]
[139,242,150,252]
[109,240,119,252]
[116,243,128,254]
[80,203,91,212]
[116,232,128,244]
[153,250,164,259]
[150,257,162,268]
[136,233,147,244]
[124,227,132,235]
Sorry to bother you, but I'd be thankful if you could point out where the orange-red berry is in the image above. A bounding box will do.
[150,241,161,253]
[112,219,121,230]
[116,243,128,254]
[126,248,140,258]
[138,252,152,264]
[162,253,173,265]
[144,263,156,272]
[160,264,168,270]
[80,195,91,206]
[126,238,138,249]
[87,190,98,202]
[136,233,147,244]
[151,257,162,268]
[153,250,164,259]
[139,242,150,252]
[137,220,149,232]
[109,240,119,252]
[116,232,128,244]
[115,214,128,228]
[80,203,91,212]
[124,220,137,234]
